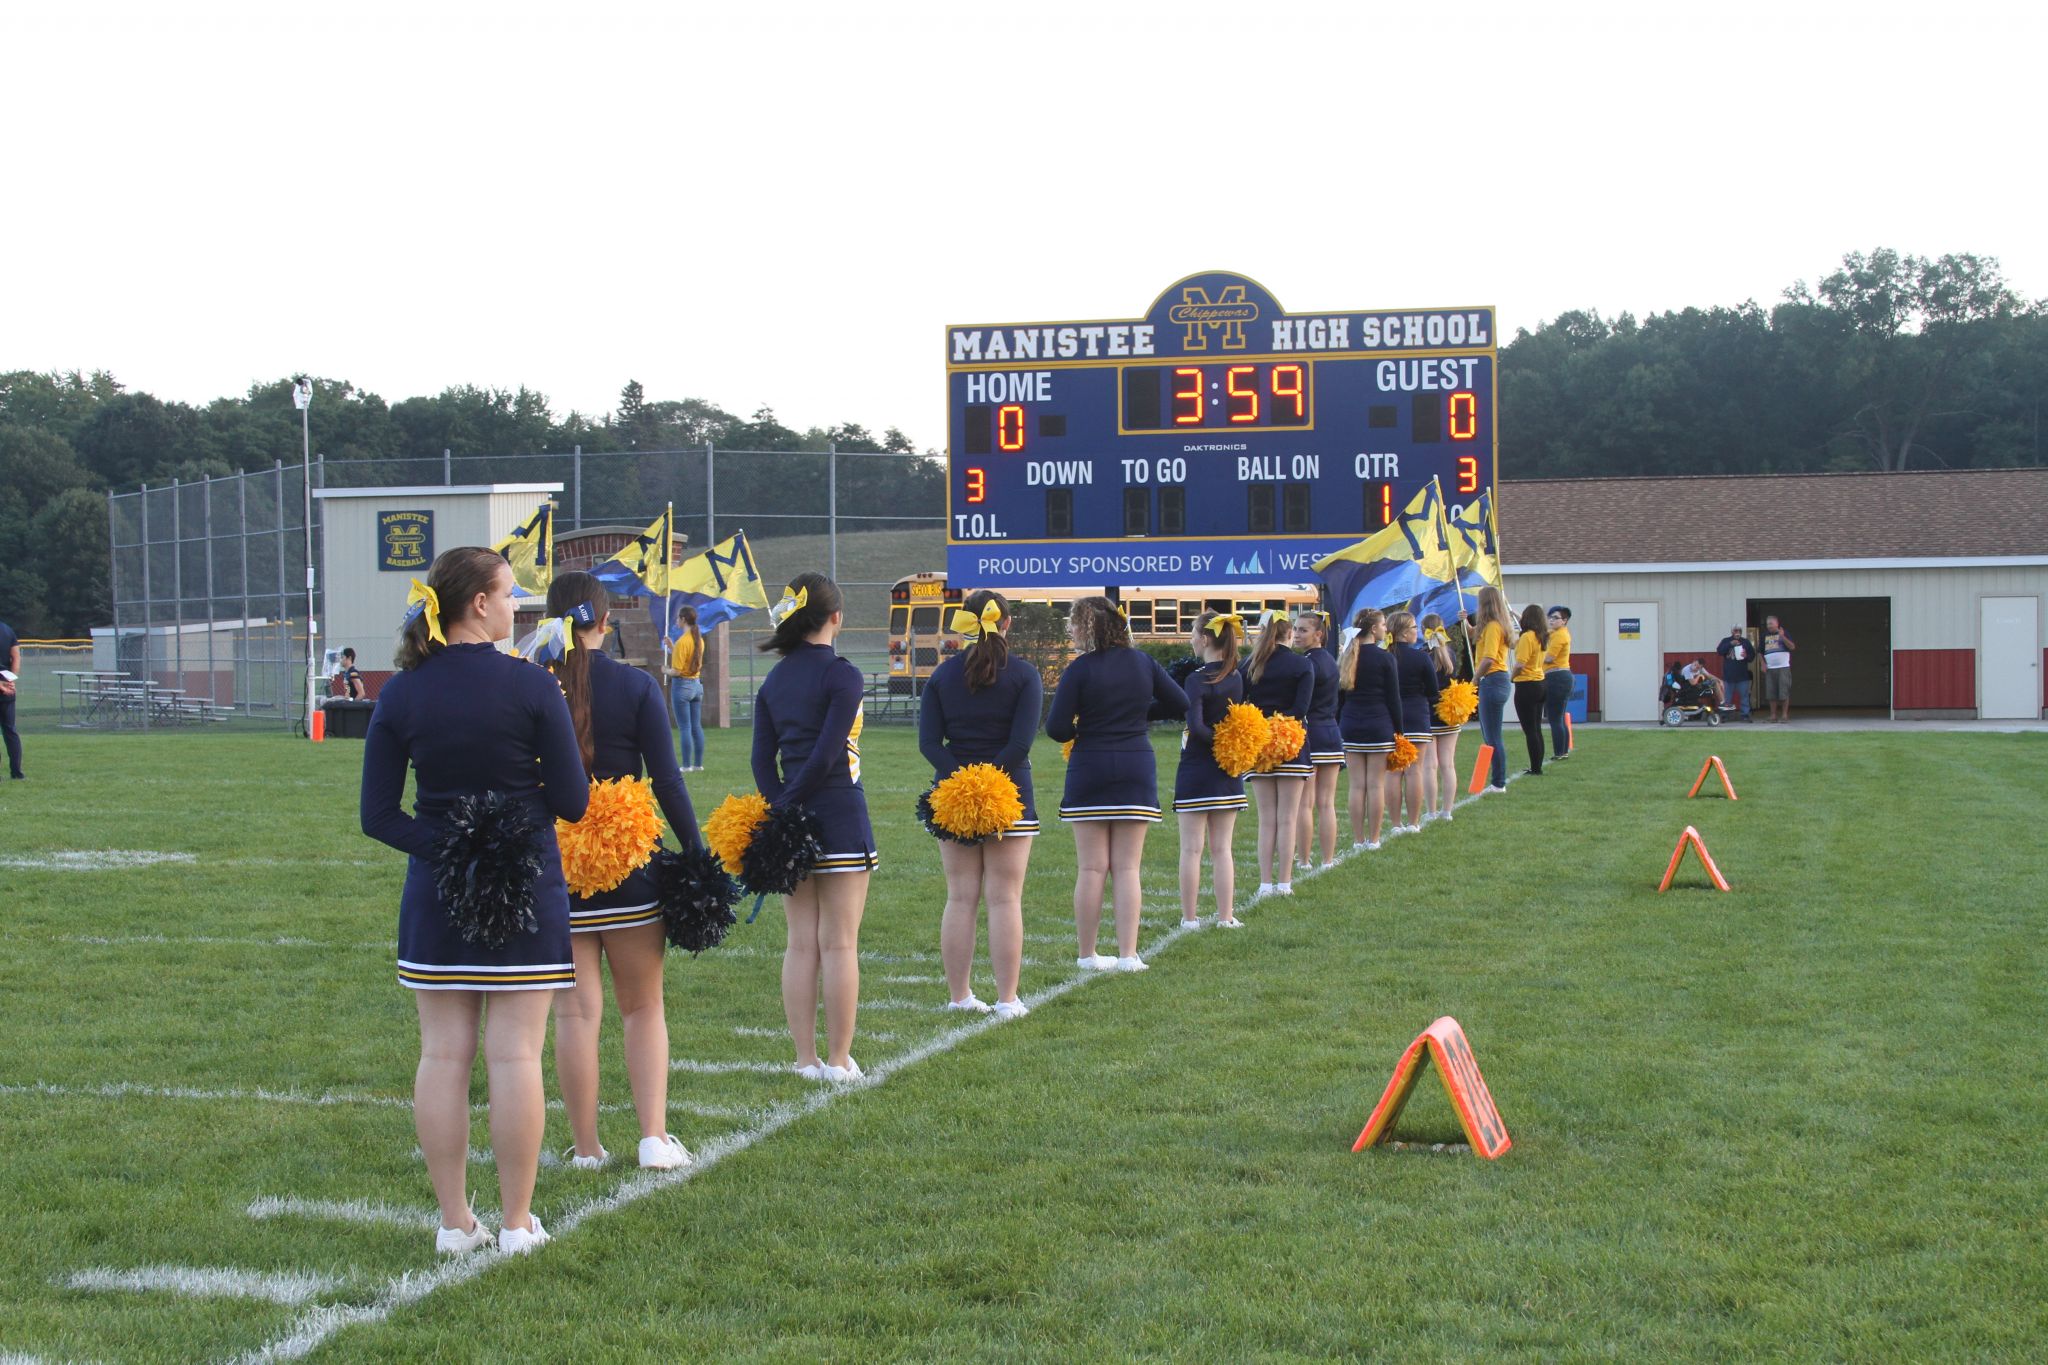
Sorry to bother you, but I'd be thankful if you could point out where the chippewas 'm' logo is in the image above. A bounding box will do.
[1169,285,1258,350]
[379,510,433,571]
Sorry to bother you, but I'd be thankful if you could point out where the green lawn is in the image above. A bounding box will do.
[2,724,2044,1362]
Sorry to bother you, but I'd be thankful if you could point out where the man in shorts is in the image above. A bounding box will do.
[1759,615,1796,722]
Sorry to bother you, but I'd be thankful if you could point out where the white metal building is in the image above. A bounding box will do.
[1500,469,2047,721]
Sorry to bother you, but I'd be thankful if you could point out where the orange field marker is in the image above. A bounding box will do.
[1565,711,1574,752]
[1657,824,1730,892]
[1352,1016,1511,1160]
[1466,744,1495,794]
[1687,755,1736,799]
[310,708,325,742]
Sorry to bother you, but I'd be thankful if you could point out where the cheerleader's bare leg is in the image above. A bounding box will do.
[1248,776,1280,884]
[1209,810,1238,923]
[1273,777,1304,886]
[980,836,1031,1004]
[1072,822,1110,955]
[553,935,607,1158]
[415,991,483,1232]
[482,989,554,1234]
[815,870,870,1070]
[1366,754,1389,843]
[1108,821,1148,958]
[1434,733,1461,817]
[782,883,823,1069]
[605,921,671,1141]
[1177,811,1209,923]
[939,841,986,1004]
[1307,764,1339,867]
[1346,754,1370,845]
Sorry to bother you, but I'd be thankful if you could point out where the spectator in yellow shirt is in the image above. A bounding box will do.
[1471,586,1515,792]
[1542,606,1574,761]
[668,606,706,771]
[1511,604,1549,777]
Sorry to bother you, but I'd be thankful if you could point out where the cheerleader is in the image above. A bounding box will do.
[1174,611,1247,928]
[917,590,1041,1019]
[1421,613,1464,822]
[1336,608,1402,850]
[753,574,876,1080]
[1385,612,1441,833]
[1512,603,1549,777]
[542,571,698,1172]
[1472,585,1516,793]
[1044,597,1187,971]
[1242,611,1314,896]
[1290,611,1343,871]
[360,546,587,1256]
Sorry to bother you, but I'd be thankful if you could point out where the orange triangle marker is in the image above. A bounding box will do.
[1466,744,1495,794]
[1687,755,1737,799]
[1352,1016,1511,1160]
[1657,825,1730,892]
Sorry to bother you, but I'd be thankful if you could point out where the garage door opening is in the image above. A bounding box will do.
[1744,597,1892,713]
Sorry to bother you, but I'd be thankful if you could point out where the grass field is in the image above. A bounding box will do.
[3,722,2045,1362]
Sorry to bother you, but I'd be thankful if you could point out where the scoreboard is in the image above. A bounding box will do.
[945,271,1497,589]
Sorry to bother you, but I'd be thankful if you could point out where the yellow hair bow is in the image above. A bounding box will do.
[1260,609,1285,631]
[1206,612,1244,638]
[530,616,576,665]
[950,600,1003,639]
[1114,602,1128,620]
[769,583,808,626]
[1424,627,1450,648]
[404,579,446,646]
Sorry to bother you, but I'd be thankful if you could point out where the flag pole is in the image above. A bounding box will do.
[661,503,674,692]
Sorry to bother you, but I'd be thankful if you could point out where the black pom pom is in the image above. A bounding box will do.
[430,792,545,949]
[914,787,981,845]
[740,802,824,896]
[652,844,742,955]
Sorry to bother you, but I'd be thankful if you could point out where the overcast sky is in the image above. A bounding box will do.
[5,0,2041,452]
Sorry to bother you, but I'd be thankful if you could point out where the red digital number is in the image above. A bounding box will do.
[1226,366,1259,423]
[1271,364,1305,420]
[965,467,986,504]
[1449,390,1477,440]
[997,404,1026,452]
[1172,368,1204,425]
[1379,484,1394,526]
[1457,455,1479,495]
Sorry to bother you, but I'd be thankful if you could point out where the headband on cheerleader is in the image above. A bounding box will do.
[529,616,577,665]
[1206,612,1245,639]
[768,584,808,627]
[403,579,446,646]
[949,600,1003,639]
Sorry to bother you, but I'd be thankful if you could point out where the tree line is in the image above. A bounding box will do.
[3,248,2042,635]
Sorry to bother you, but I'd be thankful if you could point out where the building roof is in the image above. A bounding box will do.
[1501,468,2048,567]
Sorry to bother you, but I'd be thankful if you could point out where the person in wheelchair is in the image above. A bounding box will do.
[1662,660,1725,712]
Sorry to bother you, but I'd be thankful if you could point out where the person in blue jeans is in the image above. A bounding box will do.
[1717,623,1755,721]
[667,606,707,771]
[1471,587,1516,792]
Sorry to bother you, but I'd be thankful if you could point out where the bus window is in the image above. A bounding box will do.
[890,606,907,635]
[1153,600,1178,634]
[1127,601,1152,632]
[910,605,941,635]
[1233,599,1261,617]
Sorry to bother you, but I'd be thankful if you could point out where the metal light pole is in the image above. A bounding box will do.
[293,379,317,738]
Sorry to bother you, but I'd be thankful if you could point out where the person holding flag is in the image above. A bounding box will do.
[1472,585,1516,793]
[669,605,705,771]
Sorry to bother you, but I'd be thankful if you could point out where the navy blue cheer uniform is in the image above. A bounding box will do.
[1173,661,1247,813]
[1045,646,1187,823]
[752,642,877,874]
[1392,641,1441,745]
[1302,645,1342,766]
[1245,646,1314,778]
[360,642,589,991]
[570,650,700,932]
[918,650,1043,836]
[1339,644,1403,755]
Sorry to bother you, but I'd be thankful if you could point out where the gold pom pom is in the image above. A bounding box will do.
[702,791,771,876]
[556,777,664,898]
[1436,679,1479,726]
[1254,713,1308,773]
[1386,735,1420,773]
[1061,737,1076,762]
[929,763,1025,840]
[1209,702,1271,777]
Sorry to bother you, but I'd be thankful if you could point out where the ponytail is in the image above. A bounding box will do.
[544,569,608,775]
[1248,612,1289,683]
[959,589,1010,692]
[1337,608,1385,690]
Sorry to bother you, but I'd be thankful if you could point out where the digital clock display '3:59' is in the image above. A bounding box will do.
[1120,362,1312,432]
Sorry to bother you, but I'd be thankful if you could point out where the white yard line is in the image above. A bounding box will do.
[64,1266,344,1307]
[1,851,197,871]
[247,1198,438,1231]
[1,1080,747,1122]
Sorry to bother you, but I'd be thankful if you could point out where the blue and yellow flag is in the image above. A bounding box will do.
[658,529,772,634]
[590,508,674,603]
[1312,483,1457,624]
[1414,492,1502,621]
[493,501,554,599]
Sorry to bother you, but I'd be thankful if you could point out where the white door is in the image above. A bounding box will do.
[1603,602,1661,722]
[1979,596,2040,720]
